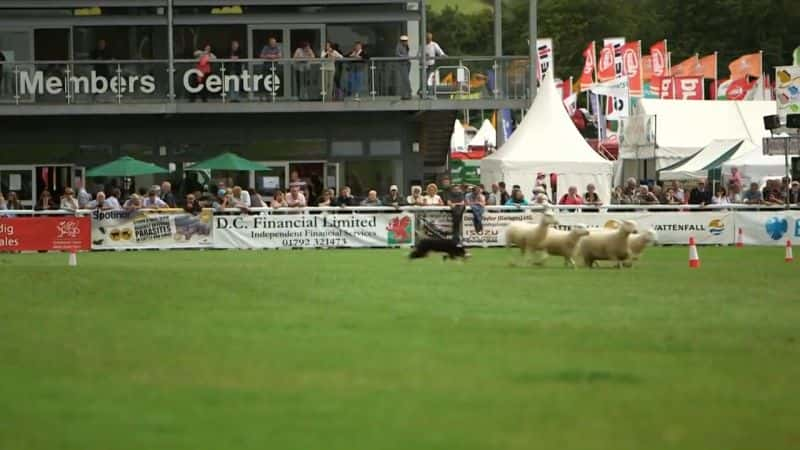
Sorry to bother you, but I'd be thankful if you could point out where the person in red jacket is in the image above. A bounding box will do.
[559,186,584,205]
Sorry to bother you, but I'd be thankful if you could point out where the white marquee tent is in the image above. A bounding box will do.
[620,99,777,178]
[481,74,613,203]
[450,119,466,153]
[468,119,496,148]
[659,139,757,181]
[721,146,788,187]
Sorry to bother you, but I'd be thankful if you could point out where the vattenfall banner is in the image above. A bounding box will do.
[213,213,415,249]
[459,211,735,246]
[91,210,213,249]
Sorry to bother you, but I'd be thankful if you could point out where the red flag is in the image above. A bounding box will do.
[698,54,717,79]
[651,76,674,99]
[597,44,616,82]
[620,41,643,96]
[649,40,668,77]
[674,76,704,100]
[725,78,755,100]
[579,42,596,91]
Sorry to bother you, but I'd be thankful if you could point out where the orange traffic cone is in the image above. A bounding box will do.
[736,228,744,248]
[785,240,794,263]
[689,237,700,268]
[68,251,77,267]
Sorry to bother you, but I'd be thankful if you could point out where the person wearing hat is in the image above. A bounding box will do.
[383,185,406,208]
[396,35,412,100]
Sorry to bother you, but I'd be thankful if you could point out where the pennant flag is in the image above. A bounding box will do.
[536,38,554,81]
[794,46,800,66]
[580,42,597,91]
[725,78,755,100]
[729,52,762,80]
[620,41,643,96]
[671,55,700,77]
[649,40,669,77]
[590,77,629,98]
[641,55,653,81]
[598,44,616,81]
[698,53,717,79]
[603,37,626,77]
[500,109,513,141]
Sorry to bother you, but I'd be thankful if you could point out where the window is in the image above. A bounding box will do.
[331,140,363,157]
[369,140,401,156]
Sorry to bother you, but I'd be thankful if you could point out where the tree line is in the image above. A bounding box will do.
[428,0,800,82]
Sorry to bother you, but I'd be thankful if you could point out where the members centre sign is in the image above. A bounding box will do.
[14,68,281,96]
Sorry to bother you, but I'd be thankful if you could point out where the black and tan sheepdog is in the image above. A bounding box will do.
[409,238,469,261]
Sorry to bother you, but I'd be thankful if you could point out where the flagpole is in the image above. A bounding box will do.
[759,49,765,98]
[638,40,643,96]
[714,51,718,100]
[665,39,671,75]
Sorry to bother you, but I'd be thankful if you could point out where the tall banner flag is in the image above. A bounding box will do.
[650,76,704,100]
[536,38,554,81]
[603,37,626,76]
[500,109,514,141]
[671,55,700,77]
[794,47,800,66]
[598,44,616,81]
[775,66,800,122]
[580,41,597,91]
[649,40,669,77]
[698,53,717,79]
[716,79,732,100]
[729,52,762,80]
[621,41,643,96]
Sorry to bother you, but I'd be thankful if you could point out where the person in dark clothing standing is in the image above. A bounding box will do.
[334,186,356,207]
[498,181,510,205]
[90,39,111,78]
[448,184,466,244]
[688,180,713,206]
[227,40,242,101]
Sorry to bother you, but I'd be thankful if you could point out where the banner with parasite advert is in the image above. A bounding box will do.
[461,211,735,246]
[91,210,213,249]
[213,213,415,249]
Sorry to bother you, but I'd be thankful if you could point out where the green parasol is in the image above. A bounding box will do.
[86,156,169,177]
[185,152,271,171]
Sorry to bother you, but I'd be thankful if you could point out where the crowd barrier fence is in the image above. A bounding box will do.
[2,205,800,251]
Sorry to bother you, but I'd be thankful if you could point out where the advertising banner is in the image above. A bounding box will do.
[536,38,554,81]
[91,210,213,249]
[0,216,91,251]
[776,66,800,123]
[213,213,415,249]
[736,210,800,246]
[462,211,734,247]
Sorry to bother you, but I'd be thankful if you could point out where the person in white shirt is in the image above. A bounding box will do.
[143,189,168,208]
[286,185,307,208]
[75,179,92,208]
[422,183,443,206]
[231,186,251,208]
[424,32,446,68]
[105,188,122,210]
[60,187,79,210]
[87,191,112,210]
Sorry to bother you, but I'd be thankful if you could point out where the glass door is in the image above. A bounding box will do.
[0,166,35,208]
[287,27,323,101]
[248,25,324,101]
[325,162,340,192]
[0,28,34,103]
[248,27,286,100]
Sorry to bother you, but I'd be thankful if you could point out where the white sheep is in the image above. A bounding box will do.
[505,211,558,263]
[576,220,638,268]
[532,225,591,267]
[622,228,657,267]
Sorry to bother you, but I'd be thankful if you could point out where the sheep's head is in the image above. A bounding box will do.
[619,220,638,234]
[540,211,558,226]
[570,225,590,238]
[641,228,657,242]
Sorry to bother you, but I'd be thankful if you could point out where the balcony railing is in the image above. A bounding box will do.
[0,56,531,106]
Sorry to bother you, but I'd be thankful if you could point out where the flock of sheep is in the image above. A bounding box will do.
[505,211,657,268]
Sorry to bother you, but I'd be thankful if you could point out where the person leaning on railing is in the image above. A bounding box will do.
[60,188,79,211]
[184,193,202,215]
[383,185,405,208]
[406,186,424,206]
[35,190,56,211]
[271,190,288,208]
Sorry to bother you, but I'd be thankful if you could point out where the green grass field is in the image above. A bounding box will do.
[2,247,800,450]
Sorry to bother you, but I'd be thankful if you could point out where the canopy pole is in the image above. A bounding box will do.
[529,0,538,103]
